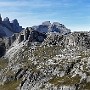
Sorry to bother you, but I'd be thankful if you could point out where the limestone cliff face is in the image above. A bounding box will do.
[43,31,90,50]
[2,31,90,90]
[5,21,70,48]
[32,21,71,34]
[0,15,23,57]
[65,32,90,49]
[2,22,90,57]
[0,15,23,38]
[0,39,6,57]
[0,21,71,57]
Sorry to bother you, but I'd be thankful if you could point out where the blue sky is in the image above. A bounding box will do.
[0,0,90,31]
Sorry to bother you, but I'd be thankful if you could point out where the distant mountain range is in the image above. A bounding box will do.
[32,21,71,34]
[0,15,71,38]
[0,15,71,58]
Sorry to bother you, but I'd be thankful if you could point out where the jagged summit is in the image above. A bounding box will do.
[32,21,71,34]
[0,20,71,58]
[42,21,51,26]
[0,14,23,37]
[0,14,2,22]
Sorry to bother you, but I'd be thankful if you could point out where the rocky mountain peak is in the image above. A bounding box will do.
[52,22,61,26]
[3,17,10,22]
[0,14,23,38]
[32,21,71,34]
[1,18,90,90]
[42,21,51,26]
[0,14,2,23]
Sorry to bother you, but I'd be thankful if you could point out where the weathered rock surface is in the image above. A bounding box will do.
[0,14,23,57]
[1,21,70,51]
[0,39,6,57]
[32,21,71,34]
[0,14,23,38]
[1,21,90,90]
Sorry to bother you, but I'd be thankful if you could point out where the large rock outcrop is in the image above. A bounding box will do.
[65,31,90,49]
[1,21,71,50]
[0,14,23,38]
[2,31,90,90]
[42,31,90,50]
[15,21,71,44]
[2,20,90,90]
[0,39,6,57]
[0,14,23,57]
[32,21,71,34]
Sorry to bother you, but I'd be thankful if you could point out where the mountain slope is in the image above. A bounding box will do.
[1,21,90,90]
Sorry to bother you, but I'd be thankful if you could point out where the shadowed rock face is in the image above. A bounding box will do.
[0,46,5,57]
[32,21,71,34]
[17,21,71,44]
[0,15,23,56]
[0,41,6,57]
[0,15,23,38]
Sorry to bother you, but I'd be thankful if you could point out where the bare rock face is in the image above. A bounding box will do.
[0,39,6,57]
[42,32,65,46]
[2,21,90,90]
[52,22,71,34]
[17,21,71,44]
[0,15,23,57]
[0,14,2,24]
[32,21,71,34]
[10,19,22,33]
[2,17,12,30]
[42,21,51,26]
[0,15,23,38]
[65,32,90,49]
[3,31,90,90]
[18,27,47,43]
[42,31,90,50]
